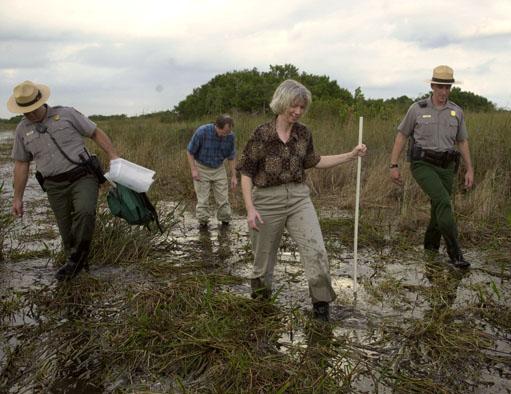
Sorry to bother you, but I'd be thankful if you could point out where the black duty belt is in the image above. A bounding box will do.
[45,165,89,183]
[411,146,460,169]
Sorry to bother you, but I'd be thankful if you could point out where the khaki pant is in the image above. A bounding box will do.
[193,162,232,224]
[250,182,336,303]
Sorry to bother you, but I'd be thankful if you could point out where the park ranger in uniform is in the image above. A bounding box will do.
[7,80,119,280]
[389,65,474,268]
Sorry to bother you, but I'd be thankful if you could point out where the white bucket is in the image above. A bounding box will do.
[104,158,155,193]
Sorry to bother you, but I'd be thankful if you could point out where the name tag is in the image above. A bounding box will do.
[422,114,432,118]
[26,130,34,136]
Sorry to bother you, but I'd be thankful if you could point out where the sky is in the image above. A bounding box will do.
[1,0,510,119]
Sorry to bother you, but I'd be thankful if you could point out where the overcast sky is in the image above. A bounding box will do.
[1,0,510,118]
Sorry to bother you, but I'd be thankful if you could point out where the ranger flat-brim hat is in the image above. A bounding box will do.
[7,80,50,113]
[428,65,461,85]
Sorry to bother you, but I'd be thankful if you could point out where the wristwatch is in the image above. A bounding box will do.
[389,164,399,169]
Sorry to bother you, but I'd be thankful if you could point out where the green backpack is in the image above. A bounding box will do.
[107,183,163,233]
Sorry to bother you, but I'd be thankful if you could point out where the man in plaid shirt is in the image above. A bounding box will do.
[187,114,237,229]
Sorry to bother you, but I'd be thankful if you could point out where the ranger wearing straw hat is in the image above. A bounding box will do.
[7,80,119,280]
[389,65,474,268]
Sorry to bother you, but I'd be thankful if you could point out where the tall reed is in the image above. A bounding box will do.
[94,110,511,244]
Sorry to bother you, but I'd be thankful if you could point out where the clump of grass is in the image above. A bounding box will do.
[88,195,181,267]
[377,311,492,393]
[0,182,15,262]
[362,276,410,310]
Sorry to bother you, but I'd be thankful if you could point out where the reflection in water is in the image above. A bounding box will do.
[423,260,468,318]
[47,282,103,393]
[303,322,336,389]
[217,225,232,261]
[196,225,232,268]
[305,321,333,362]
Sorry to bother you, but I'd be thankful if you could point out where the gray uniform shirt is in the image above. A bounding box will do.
[397,97,468,152]
[11,105,97,177]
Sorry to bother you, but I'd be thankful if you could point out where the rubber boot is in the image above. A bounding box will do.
[313,302,330,322]
[250,278,271,300]
[424,226,441,252]
[55,259,83,281]
[55,241,90,281]
[445,238,470,268]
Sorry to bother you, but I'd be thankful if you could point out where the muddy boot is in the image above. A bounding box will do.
[424,230,441,253]
[313,302,330,322]
[445,238,470,269]
[56,241,90,280]
[55,259,83,281]
[250,278,271,300]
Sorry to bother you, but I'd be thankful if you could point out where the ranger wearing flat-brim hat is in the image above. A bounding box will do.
[7,80,120,281]
[389,65,474,268]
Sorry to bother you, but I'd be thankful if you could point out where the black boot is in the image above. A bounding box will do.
[55,259,83,281]
[313,302,330,322]
[445,238,470,269]
[250,278,271,300]
[56,241,90,281]
[424,226,441,252]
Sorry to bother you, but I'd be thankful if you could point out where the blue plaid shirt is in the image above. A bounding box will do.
[187,123,236,168]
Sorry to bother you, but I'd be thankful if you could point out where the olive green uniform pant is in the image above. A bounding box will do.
[193,162,232,224]
[45,174,99,263]
[411,161,458,251]
[249,182,336,304]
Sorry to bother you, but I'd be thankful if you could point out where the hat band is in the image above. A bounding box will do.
[432,77,454,84]
[16,91,42,107]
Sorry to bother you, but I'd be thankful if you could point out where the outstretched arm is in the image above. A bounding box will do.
[315,144,367,169]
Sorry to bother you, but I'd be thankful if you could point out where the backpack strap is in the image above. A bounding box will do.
[141,192,164,234]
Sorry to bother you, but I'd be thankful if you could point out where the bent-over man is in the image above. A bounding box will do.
[187,114,237,229]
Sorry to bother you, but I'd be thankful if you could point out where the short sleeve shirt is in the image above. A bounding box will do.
[11,105,97,177]
[236,118,321,187]
[397,97,468,152]
[187,123,236,168]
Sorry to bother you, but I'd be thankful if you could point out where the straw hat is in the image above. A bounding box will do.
[428,65,460,85]
[7,80,50,113]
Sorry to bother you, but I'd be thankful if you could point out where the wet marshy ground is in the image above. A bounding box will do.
[1,130,510,393]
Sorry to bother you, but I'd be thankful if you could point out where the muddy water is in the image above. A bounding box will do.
[1,130,510,393]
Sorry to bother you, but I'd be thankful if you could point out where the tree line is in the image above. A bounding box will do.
[0,65,499,123]
[172,64,497,120]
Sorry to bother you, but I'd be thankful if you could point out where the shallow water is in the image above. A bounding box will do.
[1,133,510,393]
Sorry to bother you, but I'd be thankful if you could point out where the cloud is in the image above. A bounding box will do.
[1,0,510,118]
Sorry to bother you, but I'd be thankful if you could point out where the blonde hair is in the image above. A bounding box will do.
[270,79,312,115]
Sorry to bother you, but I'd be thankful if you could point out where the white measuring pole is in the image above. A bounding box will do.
[353,116,363,298]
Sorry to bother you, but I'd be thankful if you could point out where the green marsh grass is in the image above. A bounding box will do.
[1,110,510,392]
[93,110,511,245]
